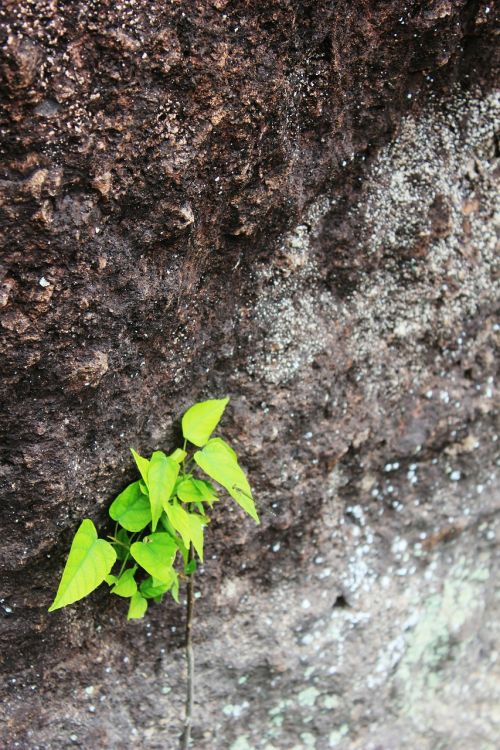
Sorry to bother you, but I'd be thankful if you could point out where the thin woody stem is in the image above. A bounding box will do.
[181,545,195,750]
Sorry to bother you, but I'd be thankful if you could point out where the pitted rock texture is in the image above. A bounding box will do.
[0,1,499,749]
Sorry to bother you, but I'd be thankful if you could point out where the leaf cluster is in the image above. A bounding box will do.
[49,398,259,620]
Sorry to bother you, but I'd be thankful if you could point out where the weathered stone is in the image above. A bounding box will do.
[0,1,498,748]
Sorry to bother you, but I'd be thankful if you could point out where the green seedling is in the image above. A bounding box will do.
[49,397,259,747]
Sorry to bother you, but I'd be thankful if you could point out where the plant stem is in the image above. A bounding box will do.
[116,552,131,579]
[115,533,137,579]
[181,544,195,750]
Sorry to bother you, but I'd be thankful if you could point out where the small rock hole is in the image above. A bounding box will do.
[333,594,349,608]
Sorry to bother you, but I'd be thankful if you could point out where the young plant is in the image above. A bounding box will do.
[49,397,259,747]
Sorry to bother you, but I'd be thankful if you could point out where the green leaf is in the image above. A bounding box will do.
[194,441,259,523]
[177,478,202,503]
[184,558,197,575]
[164,500,207,561]
[127,592,148,620]
[170,572,180,603]
[192,478,218,503]
[130,448,150,487]
[148,451,179,531]
[186,512,206,562]
[206,436,238,461]
[182,397,229,447]
[109,481,152,532]
[130,533,177,583]
[49,519,117,611]
[177,477,218,504]
[160,513,190,565]
[159,511,177,537]
[111,567,138,598]
[169,448,187,463]
[164,499,192,550]
[105,574,118,585]
[173,475,187,496]
[139,576,172,600]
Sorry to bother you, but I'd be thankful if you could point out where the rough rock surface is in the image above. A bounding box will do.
[0,1,498,748]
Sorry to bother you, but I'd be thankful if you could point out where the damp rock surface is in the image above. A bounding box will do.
[0,1,499,748]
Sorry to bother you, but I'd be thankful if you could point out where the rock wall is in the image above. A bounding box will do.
[1,1,498,748]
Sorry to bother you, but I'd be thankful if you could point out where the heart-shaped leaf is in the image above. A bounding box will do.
[182,397,229,447]
[111,566,138,598]
[130,533,177,583]
[186,512,206,562]
[164,501,207,561]
[140,576,174,600]
[177,477,217,504]
[192,478,218,502]
[205,437,237,461]
[109,481,151,532]
[148,451,179,531]
[194,441,259,523]
[170,573,180,603]
[169,448,187,463]
[159,513,190,564]
[164,499,192,550]
[49,519,117,611]
[176,478,202,503]
[127,592,148,620]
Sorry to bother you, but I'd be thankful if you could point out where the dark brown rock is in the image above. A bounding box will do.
[0,1,498,748]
